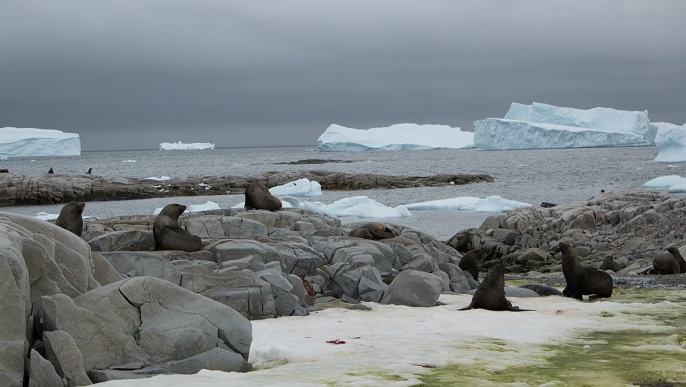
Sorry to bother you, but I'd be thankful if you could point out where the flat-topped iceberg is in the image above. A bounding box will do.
[0,127,81,157]
[474,102,657,150]
[317,123,474,151]
[159,141,215,151]
[652,122,686,163]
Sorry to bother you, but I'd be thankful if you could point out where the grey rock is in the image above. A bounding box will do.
[380,270,445,307]
[87,230,154,252]
[28,349,64,387]
[43,330,92,386]
[100,251,181,284]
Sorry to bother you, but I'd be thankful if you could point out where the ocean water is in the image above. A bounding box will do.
[1,146,681,240]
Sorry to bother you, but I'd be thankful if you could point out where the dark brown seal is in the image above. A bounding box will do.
[599,255,621,272]
[85,167,92,174]
[458,263,531,311]
[559,241,613,300]
[666,247,686,273]
[48,167,54,174]
[153,204,202,252]
[244,181,282,211]
[458,249,481,280]
[55,202,85,237]
[348,223,396,240]
[518,283,563,297]
[649,252,680,275]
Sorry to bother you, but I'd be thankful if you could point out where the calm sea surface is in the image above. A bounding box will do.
[1,146,681,240]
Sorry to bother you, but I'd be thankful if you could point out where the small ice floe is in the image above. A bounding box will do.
[146,176,171,181]
[122,159,136,163]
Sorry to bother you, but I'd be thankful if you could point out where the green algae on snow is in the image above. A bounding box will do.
[419,289,686,386]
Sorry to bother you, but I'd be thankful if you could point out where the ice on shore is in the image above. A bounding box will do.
[159,141,215,151]
[653,122,686,163]
[269,178,322,197]
[0,127,81,157]
[474,102,658,150]
[316,123,474,151]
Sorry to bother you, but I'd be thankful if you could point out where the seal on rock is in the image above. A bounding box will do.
[559,241,613,300]
[666,246,686,273]
[348,223,396,240]
[599,255,621,272]
[85,167,92,174]
[649,251,680,275]
[55,202,85,237]
[458,249,481,280]
[244,181,282,211]
[153,203,202,252]
[458,263,531,311]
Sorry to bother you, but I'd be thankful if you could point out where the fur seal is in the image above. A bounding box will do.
[666,247,686,273]
[458,249,481,280]
[153,204,202,252]
[518,283,563,297]
[244,181,282,211]
[55,202,85,237]
[348,223,396,240]
[459,263,532,311]
[85,168,92,174]
[649,251,680,275]
[48,167,54,174]
[599,255,621,272]
[559,241,613,300]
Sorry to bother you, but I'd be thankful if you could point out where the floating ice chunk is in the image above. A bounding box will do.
[280,196,412,218]
[406,195,531,212]
[160,141,215,151]
[35,212,58,221]
[0,127,81,157]
[146,176,171,181]
[269,178,322,197]
[643,175,686,189]
[122,159,137,163]
[668,184,686,193]
[317,123,474,151]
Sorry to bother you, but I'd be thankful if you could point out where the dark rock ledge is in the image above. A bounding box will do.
[0,170,494,207]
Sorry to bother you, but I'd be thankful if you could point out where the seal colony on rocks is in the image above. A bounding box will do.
[559,241,613,300]
[54,202,85,236]
[458,263,532,311]
[244,181,282,211]
[153,203,202,252]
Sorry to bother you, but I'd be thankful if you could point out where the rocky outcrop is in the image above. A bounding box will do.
[0,171,493,206]
[1,206,477,385]
[447,191,686,276]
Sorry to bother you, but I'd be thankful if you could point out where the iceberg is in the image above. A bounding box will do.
[652,122,686,163]
[0,127,81,157]
[474,102,657,150]
[159,141,215,151]
[316,123,474,151]
[234,195,412,218]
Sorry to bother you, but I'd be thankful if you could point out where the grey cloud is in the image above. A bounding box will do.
[1,1,685,150]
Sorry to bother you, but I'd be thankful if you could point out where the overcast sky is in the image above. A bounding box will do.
[1,1,684,151]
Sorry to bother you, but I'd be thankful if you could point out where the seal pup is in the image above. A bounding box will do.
[48,167,54,174]
[153,203,202,252]
[559,241,613,300]
[649,251,680,275]
[244,181,282,211]
[458,263,532,311]
[458,249,481,280]
[55,202,85,237]
[348,223,396,240]
[666,247,686,273]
